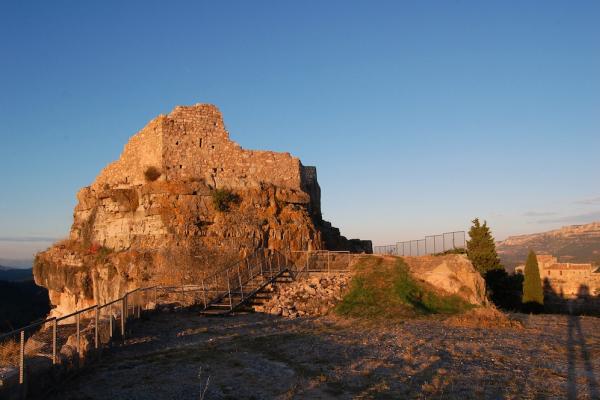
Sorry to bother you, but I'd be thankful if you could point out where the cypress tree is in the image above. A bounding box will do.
[522,250,544,307]
[466,218,502,275]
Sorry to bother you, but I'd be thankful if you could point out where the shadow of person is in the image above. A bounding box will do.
[567,285,599,400]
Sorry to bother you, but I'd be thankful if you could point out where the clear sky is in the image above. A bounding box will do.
[1,1,599,264]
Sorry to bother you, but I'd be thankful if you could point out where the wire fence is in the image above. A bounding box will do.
[373,231,466,256]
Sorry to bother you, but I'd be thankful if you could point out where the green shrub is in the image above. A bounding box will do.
[144,166,161,182]
[211,188,239,212]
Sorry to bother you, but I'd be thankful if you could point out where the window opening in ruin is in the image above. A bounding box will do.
[211,145,215,149]
[212,168,217,173]
[199,138,202,147]
[180,165,183,169]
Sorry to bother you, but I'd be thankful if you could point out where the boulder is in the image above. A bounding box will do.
[403,254,487,305]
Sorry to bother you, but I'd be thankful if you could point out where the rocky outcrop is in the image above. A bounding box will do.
[403,254,487,305]
[34,104,371,318]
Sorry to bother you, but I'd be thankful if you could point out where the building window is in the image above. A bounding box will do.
[199,138,202,147]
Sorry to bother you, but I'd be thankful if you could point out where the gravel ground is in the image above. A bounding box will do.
[44,310,600,399]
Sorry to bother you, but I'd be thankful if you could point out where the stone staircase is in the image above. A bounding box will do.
[198,250,301,316]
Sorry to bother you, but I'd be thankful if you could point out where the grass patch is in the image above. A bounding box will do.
[335,257,474,319]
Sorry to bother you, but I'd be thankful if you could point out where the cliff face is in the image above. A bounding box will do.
[34,104,371,317]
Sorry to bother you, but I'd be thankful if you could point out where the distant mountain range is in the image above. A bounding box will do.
[497,222,600,272]
[0,265,34,281]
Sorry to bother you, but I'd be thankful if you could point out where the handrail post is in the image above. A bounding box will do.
[52,318,57,365]
[201,279,207,309]
[19,330,24,384]
[94,306,99,349]
[76,312,80,355]
[238,265,244,300]
[121,295,126,338]
[260,253,263,277]
[226,271,233,310]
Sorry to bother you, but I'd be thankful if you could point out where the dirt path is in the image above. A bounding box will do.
[44,311,600,399]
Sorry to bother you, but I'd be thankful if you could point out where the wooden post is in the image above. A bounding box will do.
[19,330,24,384]
[52,319,57,365]
[94,306,99,349]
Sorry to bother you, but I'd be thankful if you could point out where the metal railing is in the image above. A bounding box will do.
[374,231,466,256]
[0,248,353,395]
[0,248,300,393]
[291,250,352,277]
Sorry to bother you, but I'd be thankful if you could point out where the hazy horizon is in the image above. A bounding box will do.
[1,1,599,262]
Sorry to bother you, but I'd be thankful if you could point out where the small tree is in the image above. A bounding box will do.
[522,250,544,310]
[466,218,502,275]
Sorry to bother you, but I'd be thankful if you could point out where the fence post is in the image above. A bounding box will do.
[109,312,113,338]
[52,318,57,365]
[154,287,158,309]
[94,306,99,349]
[201,279,207,308]
[19,330,24,384]
[76,312,80,355]
[121,295,126,338]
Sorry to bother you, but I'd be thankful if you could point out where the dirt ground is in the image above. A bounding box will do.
[44,310,600,399]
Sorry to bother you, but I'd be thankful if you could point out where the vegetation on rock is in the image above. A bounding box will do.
[211,188,239,212]
[336,257,473,318]
[522,250,544,311]
[144,166,161,182]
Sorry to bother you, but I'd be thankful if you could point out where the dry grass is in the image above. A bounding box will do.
[0,338,21,367]
[443,307,524,329]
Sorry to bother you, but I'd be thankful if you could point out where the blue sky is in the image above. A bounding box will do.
[1,1,599,263]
